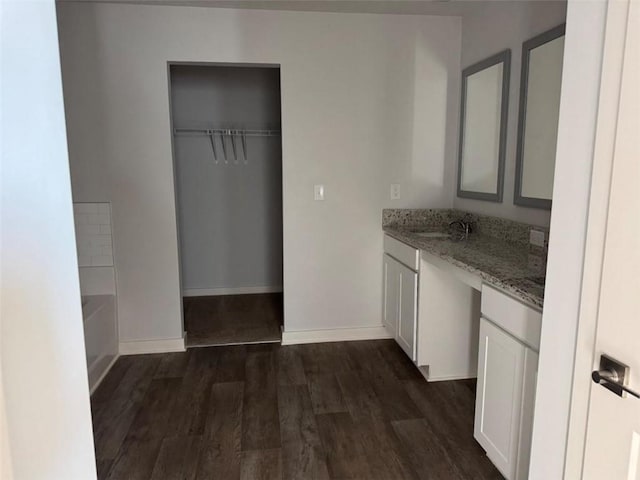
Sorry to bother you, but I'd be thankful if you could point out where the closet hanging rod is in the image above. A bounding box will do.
[173,128,281,137]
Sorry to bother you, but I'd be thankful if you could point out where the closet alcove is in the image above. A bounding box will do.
[169,63,283,347]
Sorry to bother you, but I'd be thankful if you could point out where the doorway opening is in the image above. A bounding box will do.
[168,63,283,347]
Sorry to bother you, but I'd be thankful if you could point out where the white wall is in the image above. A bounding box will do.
[57,2,461,340]
[171,66,283,293]
[0,370,11,480]
[454,1,567,227]
[0,1,96,478]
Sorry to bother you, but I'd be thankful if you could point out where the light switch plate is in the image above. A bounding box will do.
[530,229,545,247]
[390,184,401,200]
[314,184,325,201]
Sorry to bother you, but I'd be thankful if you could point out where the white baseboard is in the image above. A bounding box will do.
[119,335,186,355]
[182,286,283,297]
[417,365,477,383]
[281,325,393,345]
[89,354,119,395]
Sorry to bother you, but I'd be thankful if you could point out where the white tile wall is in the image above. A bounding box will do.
[73,202,114,267]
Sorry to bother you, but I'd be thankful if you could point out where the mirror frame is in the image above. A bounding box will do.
[457,49,511,203]
[514,24,566,210]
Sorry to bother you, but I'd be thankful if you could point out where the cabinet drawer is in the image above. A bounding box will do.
[383,234,419,271]
[481,285,542,351]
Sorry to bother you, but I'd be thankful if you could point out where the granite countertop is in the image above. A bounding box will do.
[383,227,545,309]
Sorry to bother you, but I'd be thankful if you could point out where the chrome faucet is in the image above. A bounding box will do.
[449,214,476,238]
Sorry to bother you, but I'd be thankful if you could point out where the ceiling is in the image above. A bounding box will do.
[59,0,531,17]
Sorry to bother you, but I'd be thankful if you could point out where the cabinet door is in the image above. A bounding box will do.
[397,261,418,361]
[515,347,538,480]
[474,318,526,479]
[382,254,399,336]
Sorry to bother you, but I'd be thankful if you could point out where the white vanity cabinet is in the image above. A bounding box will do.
[383,234,478,374]
[474,285,542,480]
[398,264,418,359]
[383,252,418,361]
[383,254,400,340]
[382,232,544,479]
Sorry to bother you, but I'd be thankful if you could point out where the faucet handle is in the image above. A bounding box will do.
[461,214,477,233]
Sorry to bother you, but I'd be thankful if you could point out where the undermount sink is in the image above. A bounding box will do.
[412,232,451,239]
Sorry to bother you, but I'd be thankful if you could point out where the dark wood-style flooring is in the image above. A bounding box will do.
[184,293,282,347]
[91,340,501,480]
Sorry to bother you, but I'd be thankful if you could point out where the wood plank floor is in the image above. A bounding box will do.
[184,293,282,347]
[91,340,502,480]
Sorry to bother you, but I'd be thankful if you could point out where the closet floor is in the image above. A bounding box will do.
[184,293,282,347]
[90,340,501,480]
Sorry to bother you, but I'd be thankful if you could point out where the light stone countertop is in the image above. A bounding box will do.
[383,227,545,309]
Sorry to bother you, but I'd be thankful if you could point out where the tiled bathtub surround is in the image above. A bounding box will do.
[73,202,114,267]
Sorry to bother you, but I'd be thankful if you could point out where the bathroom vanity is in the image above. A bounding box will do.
[382,209,546,480]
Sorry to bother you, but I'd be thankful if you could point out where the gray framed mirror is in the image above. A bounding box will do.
[457,50,511,202]
[514,24,565,209]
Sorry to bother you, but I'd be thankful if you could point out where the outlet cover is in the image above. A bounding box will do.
[314,184,325,201]
[390,184,401,200]
[530,229,545,247]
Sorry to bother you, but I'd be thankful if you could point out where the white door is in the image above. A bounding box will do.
[475,318,526,479]
[383,254,399,335]
[397,261,418,361]
[580,0,640,477]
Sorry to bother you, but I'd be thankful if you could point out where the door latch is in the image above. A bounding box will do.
[592,354,640,399]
